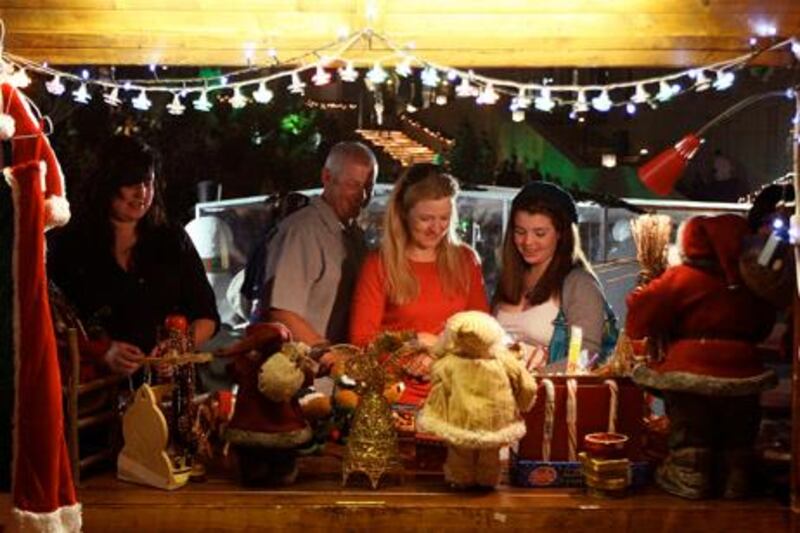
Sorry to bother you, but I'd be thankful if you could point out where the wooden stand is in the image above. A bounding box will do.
[117,384,190,491]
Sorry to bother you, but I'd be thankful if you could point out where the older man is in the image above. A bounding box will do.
[263,141,377,345]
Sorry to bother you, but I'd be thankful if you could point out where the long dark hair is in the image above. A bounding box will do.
[75,135,167,253]
[496,196,590,307]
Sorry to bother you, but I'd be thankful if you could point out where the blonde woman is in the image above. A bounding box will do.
[349,163,489,405]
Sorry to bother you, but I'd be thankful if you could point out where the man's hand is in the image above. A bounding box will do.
[103,341,145,376]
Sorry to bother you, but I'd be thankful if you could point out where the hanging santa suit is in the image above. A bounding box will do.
[0,82,79,531]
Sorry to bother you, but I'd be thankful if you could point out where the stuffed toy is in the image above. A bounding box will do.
[219,323,313,486]
[626,214,777,499]
[418,311,537,489]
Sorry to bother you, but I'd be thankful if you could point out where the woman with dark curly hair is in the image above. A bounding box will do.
[48,135,218,378]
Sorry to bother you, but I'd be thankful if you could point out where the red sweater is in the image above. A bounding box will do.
[349,246,489,405]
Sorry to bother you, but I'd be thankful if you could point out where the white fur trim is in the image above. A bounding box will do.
[13,503,82,533]
[44,195,71,230]
[417,411,528,449]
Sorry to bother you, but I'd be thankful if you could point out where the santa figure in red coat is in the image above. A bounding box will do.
[626,214,776,500]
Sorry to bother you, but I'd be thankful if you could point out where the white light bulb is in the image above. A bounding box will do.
[311,65,331,86]
[626,102,637,115]
[573,90,589,112]
[455,77,476,98]
[366,63,388,84]
[534,87,555,112]
[193,91,213,112]
[435,94,448,106]
[252,82,274,104]
[81,69,90,80]
[421,67,440,88]
[786,88,796,100]
[45,75,66,96]
[132,90,152,111]
[395,57,413,78]
[511,109,526,122]
[123,81,132,91]
[694,70,712,92]
[72,83,91,104]
[511,88,531,110]
[230,86,247,109]
[338,61,359,83]
[166,93,186,115]
[102,87,121,107]
[220,76,228,86]
[591,89,613,112]
[656,80,673,102]
[475,84,499,105]
[631,84,650,104]
[288,72,306,94]
[713,70,735,91]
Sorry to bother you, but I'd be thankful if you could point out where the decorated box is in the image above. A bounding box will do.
[509,450,652,488]
[517,376,646,462]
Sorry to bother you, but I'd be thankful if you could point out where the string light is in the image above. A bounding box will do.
[366,62,388,84]
[656,80,674,102]
[45,75,65,96]
[193,90,212,112]
[573,90,589,112]
[455,76,476,98]
[102,87,121,107]
[533,87,555,112]
[338,60,359,82]
[311,64,331,86]
[252,81,274,104]
[72,83,90,104]
[421,66,440,88]
[131,89,152,111]
[630,84,649,104]
[395,57,413,77]
[511,109,526,122]
[713,70,735,91]
[229,86,247,109]
[288,71,306,94]
[694,70,712,92]
[2,25,797,118]
[591,89,612,112]
[166,93,186,115]
[476,83,499,105]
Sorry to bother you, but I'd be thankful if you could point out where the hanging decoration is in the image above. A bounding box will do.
[0,19,798,121]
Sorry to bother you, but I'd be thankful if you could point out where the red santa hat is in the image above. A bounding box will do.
[0,82,70,230]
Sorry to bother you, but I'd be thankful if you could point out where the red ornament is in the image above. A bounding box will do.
[329,428,341,442]
[165,313,189,333]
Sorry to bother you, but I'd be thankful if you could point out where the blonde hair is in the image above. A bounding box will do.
[381,163,470,304]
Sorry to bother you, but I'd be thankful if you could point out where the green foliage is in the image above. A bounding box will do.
[446,120,496,184]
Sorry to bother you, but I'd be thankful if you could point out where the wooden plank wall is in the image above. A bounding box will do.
[0,0,798,66]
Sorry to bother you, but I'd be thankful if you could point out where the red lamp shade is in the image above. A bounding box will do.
[638,133,702,195]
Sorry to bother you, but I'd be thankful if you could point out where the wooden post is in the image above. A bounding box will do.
[791,88,800,514]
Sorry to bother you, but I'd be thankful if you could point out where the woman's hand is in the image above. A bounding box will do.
[149,343,175,380]
[103,341,145,375]
[520,343,548,372]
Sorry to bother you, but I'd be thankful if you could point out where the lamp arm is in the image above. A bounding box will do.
[696,90,789,137]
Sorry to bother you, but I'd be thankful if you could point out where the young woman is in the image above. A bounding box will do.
[494,182,609,370]
[349,163,489,405]
[48,135,219,378]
